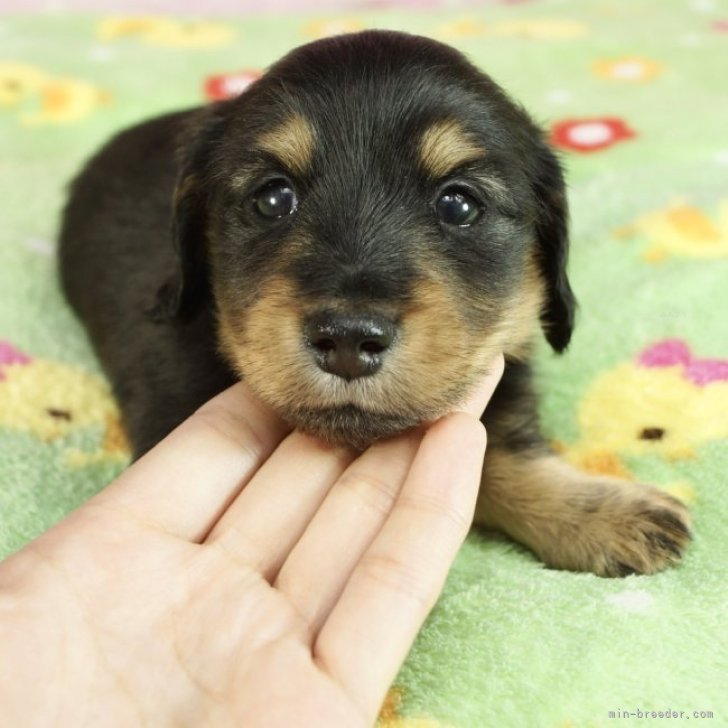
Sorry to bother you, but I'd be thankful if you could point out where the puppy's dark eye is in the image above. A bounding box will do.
[434,186,482,227]
[254,179,298,219]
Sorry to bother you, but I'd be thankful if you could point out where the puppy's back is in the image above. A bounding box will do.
[59,110,188,332]
[59,110,234,456]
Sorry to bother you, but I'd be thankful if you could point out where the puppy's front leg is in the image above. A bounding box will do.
[474,449,692,577]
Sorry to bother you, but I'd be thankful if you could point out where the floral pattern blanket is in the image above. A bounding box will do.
[1,1,726,725]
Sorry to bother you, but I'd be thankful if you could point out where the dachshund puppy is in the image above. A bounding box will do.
[59,30,691,576]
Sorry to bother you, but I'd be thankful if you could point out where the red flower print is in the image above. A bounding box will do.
[550,117,636,153]
[204,70,262,101]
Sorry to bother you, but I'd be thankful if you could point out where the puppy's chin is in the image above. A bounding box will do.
[284,404,424,450]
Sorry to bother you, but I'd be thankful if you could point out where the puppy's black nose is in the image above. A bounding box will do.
[304,312,396,381]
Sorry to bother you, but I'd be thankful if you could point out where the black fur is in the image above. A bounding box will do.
[60,110,235,455]
[59,30,575,458]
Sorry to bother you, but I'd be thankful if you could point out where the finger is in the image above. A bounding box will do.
[203,358,502,577]
[90,381,291,542]
[205,431,356,579]
[274,359,502,632]
[315,412,487,720]
[273,429,422,633]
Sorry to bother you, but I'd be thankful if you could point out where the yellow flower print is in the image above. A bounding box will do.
[377,688,454,728]
[564,338,728,500]
[99,16,235,49]
[98,15,167,40]
[0,358,121,442]
[23,77,111,125]
[617,199,728,260]
[493,19,589,40]
[437,19,489,39]
[143,20,235,48]
[0,61,109,125]
[303,19,366,39]
[436,18,588,41]
[0,342,130,463]
[593,56,663,82]
[0,62,48,106]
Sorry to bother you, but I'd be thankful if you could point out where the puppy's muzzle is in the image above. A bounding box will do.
[304,311,397,381]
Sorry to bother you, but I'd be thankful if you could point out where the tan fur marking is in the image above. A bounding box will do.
[257,113,315,176]
[216,248,543,438]
[496,253,544,360]
[218,272,466,420]
[419,119,487,178]
[395,272,479,412]
[474,450,691,576]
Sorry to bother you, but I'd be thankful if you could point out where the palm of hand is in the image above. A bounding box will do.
[0,372,497,727]
[3,521,355,727]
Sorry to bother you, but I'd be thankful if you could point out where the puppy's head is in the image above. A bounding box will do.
[157,30,575,448]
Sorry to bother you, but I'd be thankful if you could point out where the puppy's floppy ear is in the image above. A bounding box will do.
[531,141,576,352]
[148,103,229,322]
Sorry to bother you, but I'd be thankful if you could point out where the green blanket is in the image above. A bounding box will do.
[1,1,726,725]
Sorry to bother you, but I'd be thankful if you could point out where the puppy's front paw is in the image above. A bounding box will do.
[541,481,692,577]
[477,453,693,578]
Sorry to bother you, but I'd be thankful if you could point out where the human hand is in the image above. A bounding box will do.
[0,356,504,728]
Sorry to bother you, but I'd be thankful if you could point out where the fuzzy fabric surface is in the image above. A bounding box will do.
[1,1,727,726]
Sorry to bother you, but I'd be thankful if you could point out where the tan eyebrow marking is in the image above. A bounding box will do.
[256,113,315,176]
[419,119,487,178]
